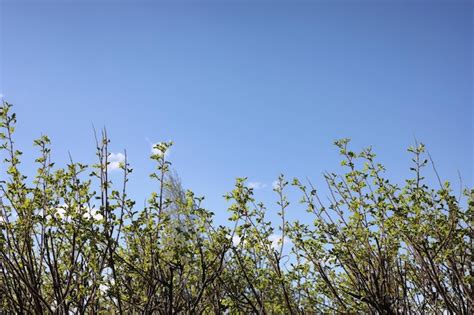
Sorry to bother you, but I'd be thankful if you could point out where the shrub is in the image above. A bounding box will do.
[0,102,472,314]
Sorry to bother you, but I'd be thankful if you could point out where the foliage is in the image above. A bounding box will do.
[0,102,472,314]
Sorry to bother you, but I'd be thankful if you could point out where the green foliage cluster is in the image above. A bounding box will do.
[0,102,472,314]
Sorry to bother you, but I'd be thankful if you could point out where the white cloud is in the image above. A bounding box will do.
[272,180,280,190]
[248,181,267,190]
[83,208,104,221]
[108,152,125,171]
[99,284,109,294]
[225,234,244,246]
[151,142,171,157]
[232,235,242,246]
[56,205,67,219]
[226,233,290,249]
[269,234,291,250]
[54,205,103,222]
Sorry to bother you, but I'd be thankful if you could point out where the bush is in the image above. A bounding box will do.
[0,102,472,314]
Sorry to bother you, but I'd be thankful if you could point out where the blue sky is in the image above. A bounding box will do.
[1,0,472,224]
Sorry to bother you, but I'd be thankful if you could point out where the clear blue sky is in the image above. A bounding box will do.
[1,0,472,224]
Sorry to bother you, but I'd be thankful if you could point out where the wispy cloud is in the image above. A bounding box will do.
[108,152,125,171]
[248,181,267,190]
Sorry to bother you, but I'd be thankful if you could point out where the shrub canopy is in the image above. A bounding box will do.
[0,102,472,314]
